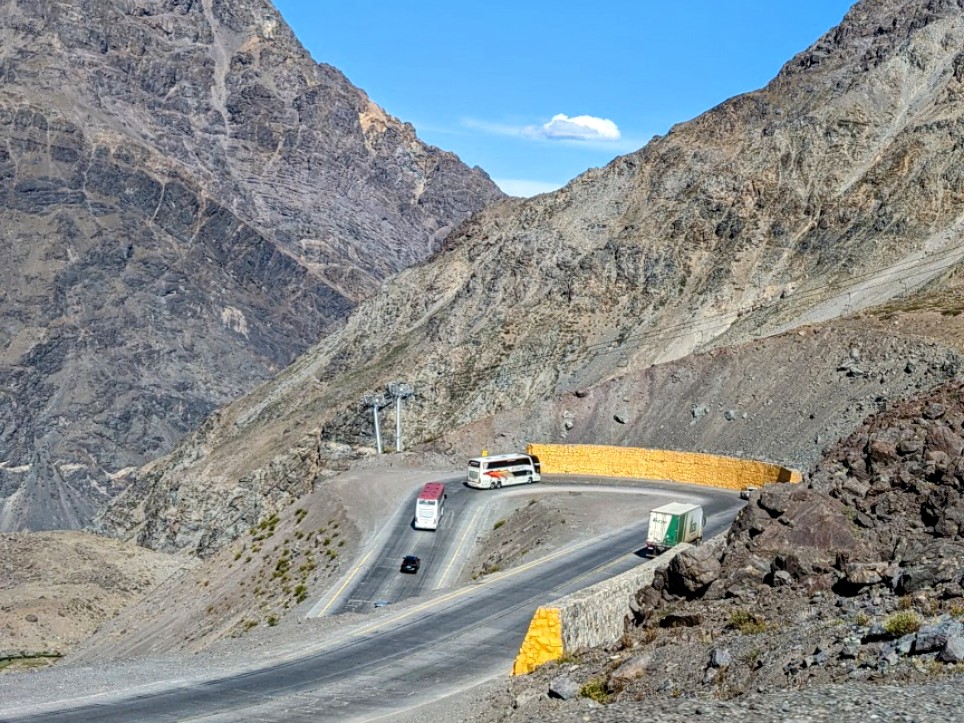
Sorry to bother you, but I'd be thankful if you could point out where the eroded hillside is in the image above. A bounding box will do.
[0,0,503,531]
[95,0,964,556]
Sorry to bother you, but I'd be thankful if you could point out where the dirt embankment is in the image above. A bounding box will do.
[0,532,195,670]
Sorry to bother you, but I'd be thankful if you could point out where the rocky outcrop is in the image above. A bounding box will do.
[588,376,964,704]
[0,0,503,530]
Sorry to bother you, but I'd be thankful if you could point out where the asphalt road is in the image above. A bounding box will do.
[0,480,744,723]
[333,477,473,614]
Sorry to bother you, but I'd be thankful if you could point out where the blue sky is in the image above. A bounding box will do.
[273,1,855,197]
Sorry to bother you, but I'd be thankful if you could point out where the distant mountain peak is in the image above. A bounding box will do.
[0,0,503,531]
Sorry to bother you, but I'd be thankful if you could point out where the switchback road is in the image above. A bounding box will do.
[0,479,744,722]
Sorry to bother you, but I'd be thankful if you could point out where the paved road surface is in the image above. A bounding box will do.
[0,480,743,722]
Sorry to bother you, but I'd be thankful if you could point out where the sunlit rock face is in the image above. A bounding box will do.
[0,0,504,531]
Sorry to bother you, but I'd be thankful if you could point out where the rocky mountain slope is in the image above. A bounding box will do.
[0,0,503,531]
[91,0,964,557]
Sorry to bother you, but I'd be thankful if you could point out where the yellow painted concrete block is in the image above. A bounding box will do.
[527,444,800,490]
[513,607,564,675]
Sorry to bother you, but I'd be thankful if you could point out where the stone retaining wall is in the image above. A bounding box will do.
[527,443,801,490]
[513,536,731,675]
[512,544,693,675]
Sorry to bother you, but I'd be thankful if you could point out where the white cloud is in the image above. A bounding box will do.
[531,114,621,142]
[463,114,623,145]
[493,178,564,198]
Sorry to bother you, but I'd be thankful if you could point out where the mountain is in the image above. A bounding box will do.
[95,0,964,556]
[0,0,504,531]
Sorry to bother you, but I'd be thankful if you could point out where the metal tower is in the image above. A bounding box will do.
[387,382,415,452]
[362,392,390,454]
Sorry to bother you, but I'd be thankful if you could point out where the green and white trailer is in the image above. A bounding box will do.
[643,502,705,557]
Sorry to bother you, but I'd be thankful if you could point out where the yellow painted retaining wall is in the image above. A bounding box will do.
[526,443,801,491]
[513,606,563,675]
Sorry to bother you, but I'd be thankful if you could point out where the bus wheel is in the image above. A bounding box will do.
[493,480,501,490]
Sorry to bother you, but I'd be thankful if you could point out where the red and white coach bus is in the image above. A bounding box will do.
[414,482,447,530]
[466,453,541,490]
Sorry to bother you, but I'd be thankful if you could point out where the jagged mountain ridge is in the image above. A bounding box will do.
[0,0,503,531]
[95,0,964,555]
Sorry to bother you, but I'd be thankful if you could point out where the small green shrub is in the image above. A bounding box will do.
[884,610,922,636]
[742,646,763,668]
[493,519,505,530]
[728,610,766,635]
[580,679,610,704]
[266,615,278,627]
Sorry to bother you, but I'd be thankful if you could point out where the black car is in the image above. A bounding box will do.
[400,555,420,574]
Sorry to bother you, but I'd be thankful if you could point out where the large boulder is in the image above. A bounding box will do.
[915,618,964,654]
[666,546,722,598]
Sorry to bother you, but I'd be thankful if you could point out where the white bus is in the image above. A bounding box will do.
[466,453,541,489]
[414,482,446,530]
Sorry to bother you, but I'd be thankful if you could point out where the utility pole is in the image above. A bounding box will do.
[362,392,390,454]
[387,382,415,452]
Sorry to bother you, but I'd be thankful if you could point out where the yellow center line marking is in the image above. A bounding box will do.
[437,501,485,588]
[348,529,632,638]
[315,549,374,616]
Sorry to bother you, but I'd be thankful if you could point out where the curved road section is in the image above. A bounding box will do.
[0,480,743,723]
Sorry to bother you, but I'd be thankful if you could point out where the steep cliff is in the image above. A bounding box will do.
[96,0,964,555]
[0,0,503,530]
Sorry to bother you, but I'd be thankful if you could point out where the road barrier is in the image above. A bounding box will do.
[512,543,697,675]
[526,443,801,491]
[511,444,799,674]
